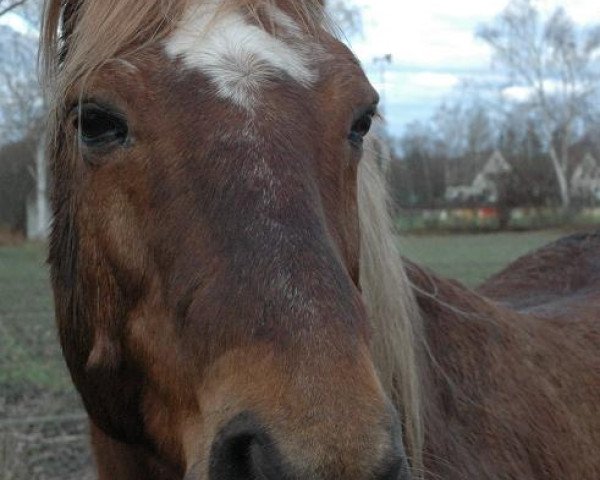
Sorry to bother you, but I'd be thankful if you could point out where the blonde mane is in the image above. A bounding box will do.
[359,136,424,477]
[41,0,424,476]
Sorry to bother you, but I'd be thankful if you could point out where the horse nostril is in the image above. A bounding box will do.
[209,412,287,480]
[375,454,411,480]
[376,414,412,480]
[209,412,411,480]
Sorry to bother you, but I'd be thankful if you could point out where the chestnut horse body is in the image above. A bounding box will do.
[42,1,599,479]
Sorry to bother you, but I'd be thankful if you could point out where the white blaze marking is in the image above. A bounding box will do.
[165,1,318,108]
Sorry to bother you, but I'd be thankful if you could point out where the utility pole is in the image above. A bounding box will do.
[373,54,392,114]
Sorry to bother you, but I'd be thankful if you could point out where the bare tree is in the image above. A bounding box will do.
[478,0,600,208]
[0,28,41,142]
[0,30,47,236]
[395,121,448,207]
[327,0,363,37]
[0,0,48,237]
[0,0,28,17]
[0,0,42,142]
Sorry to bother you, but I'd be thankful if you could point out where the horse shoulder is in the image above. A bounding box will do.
[406,257,600,479]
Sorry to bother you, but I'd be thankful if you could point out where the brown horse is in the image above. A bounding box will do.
[41,1,599,479]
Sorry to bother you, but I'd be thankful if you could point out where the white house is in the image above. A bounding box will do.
[571,153,600,201]
[446,150,512,203]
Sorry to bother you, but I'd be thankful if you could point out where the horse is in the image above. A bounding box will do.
[41,1,599,479]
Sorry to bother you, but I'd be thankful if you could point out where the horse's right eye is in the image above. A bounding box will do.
[72,103,129,149]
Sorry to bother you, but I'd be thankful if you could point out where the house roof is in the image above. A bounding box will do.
[447,149,511,188]
[480,150,512,176]
[571,152,600,195]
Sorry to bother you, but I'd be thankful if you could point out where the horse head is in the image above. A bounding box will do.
[43,1,418,478]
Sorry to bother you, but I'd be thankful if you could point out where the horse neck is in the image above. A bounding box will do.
[406,261,600,479]
[406,261,522,450]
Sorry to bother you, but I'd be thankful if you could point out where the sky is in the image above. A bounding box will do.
[1,1,599,138]
[348,0,600,137]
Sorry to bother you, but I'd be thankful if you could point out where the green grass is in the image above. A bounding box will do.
[399,230,568,287]
[0,243,71,396]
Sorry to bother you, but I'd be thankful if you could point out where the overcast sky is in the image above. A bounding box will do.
[2,1,599,138]
[349,0,600,137]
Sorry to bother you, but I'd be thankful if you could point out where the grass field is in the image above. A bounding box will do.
[400,230,568,287]
[0,243,73,406]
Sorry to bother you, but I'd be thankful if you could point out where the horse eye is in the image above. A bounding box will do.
[73,103,128,148]
[348,109,375,146]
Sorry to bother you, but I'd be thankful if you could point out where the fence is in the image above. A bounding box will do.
[396,206,600,232]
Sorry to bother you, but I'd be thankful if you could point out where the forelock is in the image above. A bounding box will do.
[42,0,324,86]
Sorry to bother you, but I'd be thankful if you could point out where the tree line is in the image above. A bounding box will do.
[389,102,599,210]
[388,0,600,214]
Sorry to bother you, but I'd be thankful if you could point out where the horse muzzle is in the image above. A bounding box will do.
[204,412,411,480]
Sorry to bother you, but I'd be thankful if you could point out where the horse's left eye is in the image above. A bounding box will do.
[348,109,375,146]
[72,103,129,148]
